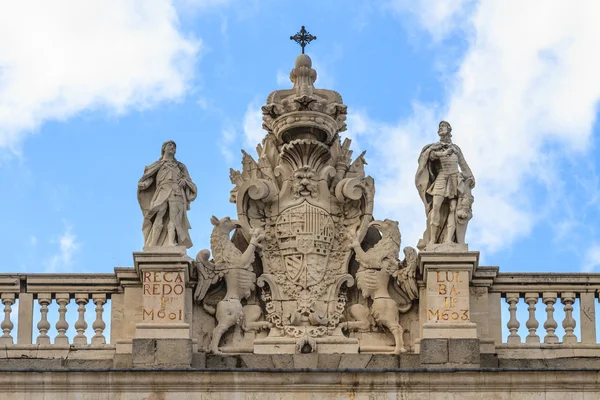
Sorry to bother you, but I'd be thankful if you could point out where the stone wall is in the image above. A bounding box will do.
[1,369,598,400]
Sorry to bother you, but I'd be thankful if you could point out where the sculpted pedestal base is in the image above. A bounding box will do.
[132,248,194,367]
[418,251,480,367]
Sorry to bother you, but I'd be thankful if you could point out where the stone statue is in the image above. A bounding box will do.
[415,121,475,250]
[138,140,197,249]
[194,216,270,354]
[349,220,418,354]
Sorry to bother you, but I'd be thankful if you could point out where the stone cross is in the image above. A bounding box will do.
[290,26,316,54]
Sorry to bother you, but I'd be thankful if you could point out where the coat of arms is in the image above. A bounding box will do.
[276,202,334,288]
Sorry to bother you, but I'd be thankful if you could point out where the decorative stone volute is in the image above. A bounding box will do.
[262,54,347,145]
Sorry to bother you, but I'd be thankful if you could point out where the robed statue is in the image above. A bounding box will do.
[138,140,197,248]
[415,121,475,250]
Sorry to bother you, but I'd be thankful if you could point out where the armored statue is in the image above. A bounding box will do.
[138,140,197,249]
[349,220,418,354]
[194,216,270,354]
[415,121,475,250]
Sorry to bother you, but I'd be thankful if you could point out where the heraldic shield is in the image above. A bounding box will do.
[275,202,334,289]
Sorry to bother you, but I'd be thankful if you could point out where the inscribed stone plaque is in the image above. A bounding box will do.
[141,270,185,324]
[426,270,470,323]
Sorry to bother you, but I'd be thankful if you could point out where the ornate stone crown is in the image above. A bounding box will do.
[261,54,347,145]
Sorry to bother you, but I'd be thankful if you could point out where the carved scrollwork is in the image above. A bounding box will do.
[334,177,364,203]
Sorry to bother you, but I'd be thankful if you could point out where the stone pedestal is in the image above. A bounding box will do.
[132,247,194,367]
[419,251,480,367]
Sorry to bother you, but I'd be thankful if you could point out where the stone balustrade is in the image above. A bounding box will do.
[0,273,121,348]
[487,272,600,358]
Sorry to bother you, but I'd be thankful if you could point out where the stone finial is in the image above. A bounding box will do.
[290,54,317,97]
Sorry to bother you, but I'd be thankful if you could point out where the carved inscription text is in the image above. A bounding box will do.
[427,270,470,322]
[141,270,185,322]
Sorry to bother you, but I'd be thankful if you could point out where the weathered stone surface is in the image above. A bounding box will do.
[293,354,318,369]
[132,338,155,366]
[317,354,341,369]
[63,359,113,369]
[448,339,480,365]
[420,339,448,364]
[155,339,192,366]
[365,354,399,369]
[399,354,420,369]
[1,369,600,398]
[338,354,372,369]
[132,338,192,367]
[241,354,275,369]
[0,358,64,370]
[480,354,499,368]
[271,354,294,369]
[206,355,242,368]
[113,354,133,369]
[191,352,206,368]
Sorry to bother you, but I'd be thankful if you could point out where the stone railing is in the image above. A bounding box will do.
[487,272,600,358]
[0,272,122,354]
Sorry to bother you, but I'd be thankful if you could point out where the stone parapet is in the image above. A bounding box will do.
[1,369,600,399]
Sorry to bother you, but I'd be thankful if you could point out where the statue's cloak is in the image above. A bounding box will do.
[138,159,197,248]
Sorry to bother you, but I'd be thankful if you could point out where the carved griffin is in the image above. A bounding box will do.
[194,216,270,354]
[349,219,418,354]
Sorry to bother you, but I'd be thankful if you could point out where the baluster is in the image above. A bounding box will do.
[73,293,88,345]
[524,293,540,344]
[0,293,15,345]
[561,292,577,344]
[54,293,70,345]
[506,293,521,345]
[542,292,558,344]
[36,294,51,345]
[91,294,107,344]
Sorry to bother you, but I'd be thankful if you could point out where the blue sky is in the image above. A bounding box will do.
[1,0,600,275]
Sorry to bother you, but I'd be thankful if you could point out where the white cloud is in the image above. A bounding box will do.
[47,224,80,272]
[354,0,600,253]
[176,0,231,9]
[386,0,475,41]
[242,100,265,151]
[0,0,201,153]
[219,125,237,163]
[582,244,600,272]
[346,105,439,249]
